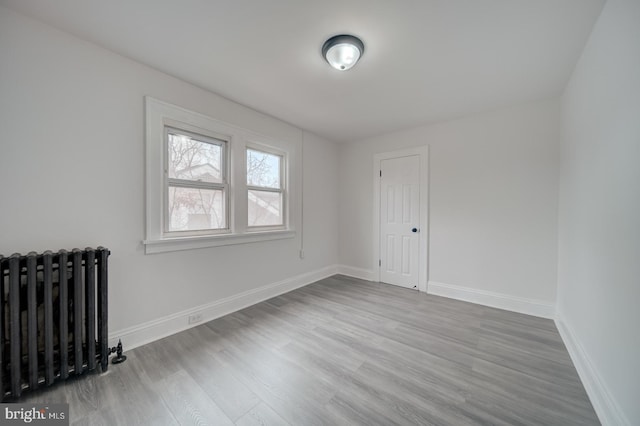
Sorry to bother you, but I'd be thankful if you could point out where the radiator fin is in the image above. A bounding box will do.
[0,247,110,401]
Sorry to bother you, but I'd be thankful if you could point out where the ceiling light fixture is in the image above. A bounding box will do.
[322,34,365,71]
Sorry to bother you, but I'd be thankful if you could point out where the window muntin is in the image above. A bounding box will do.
[246,148,284,228]
[165,127,228,235]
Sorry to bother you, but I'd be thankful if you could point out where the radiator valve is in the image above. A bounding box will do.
[110,339,127,364]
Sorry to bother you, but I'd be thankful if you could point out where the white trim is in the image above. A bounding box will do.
[555,316,630,426]
[108,265,338,350]
[373,146,429,291]
[427,281,555,319]
[144,96,301,253]
[143,229,296,254]
[336,264,377,281]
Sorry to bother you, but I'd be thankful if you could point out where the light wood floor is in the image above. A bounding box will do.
[21,275,599,425]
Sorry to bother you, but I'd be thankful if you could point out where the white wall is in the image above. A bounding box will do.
[557,0,640,424]
[339,99,560,313]
[0,7,339,346]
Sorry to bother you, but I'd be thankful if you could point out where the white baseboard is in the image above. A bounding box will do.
[108,265,338,350]
[335,265,428,292]
[106,266,627,425]
[335,264,377,281]
[555,316,630,426]
[427,281,555,319]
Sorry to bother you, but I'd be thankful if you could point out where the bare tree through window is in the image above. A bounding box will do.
[247,148,283,227]
[167,131,226,232]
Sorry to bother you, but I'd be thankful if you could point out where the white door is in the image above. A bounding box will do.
[379,155,420,289]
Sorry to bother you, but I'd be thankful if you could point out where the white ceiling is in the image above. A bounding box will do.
[1,0,605,142]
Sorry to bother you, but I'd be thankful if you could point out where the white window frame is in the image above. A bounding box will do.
[246,144,287,231]
[143,97,297,254]
[163,126,230,237]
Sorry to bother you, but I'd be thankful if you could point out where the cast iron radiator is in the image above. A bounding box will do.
[0,247,110,400]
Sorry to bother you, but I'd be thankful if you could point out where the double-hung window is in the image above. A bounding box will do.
[165,127,228,236]
[246,147,285,228]
[144,96,298,254]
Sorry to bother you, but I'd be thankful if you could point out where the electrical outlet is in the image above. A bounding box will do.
[188,313,203,324]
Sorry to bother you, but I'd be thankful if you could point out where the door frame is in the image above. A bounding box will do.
[373,146,429,291]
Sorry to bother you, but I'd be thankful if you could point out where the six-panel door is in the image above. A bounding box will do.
[380,155,420,289]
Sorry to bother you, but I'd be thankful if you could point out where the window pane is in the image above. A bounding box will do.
[168,186,225,231]
[248,190,283,227]
[168,132,222,183]
[247,149,281,189]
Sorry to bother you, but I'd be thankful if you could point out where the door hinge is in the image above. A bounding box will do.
[379,170,382,177]
[379,259,381,266]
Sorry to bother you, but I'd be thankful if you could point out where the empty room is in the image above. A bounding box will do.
[0,0,638,425]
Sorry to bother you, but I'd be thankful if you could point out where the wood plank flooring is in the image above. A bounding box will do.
[20,275,600,425]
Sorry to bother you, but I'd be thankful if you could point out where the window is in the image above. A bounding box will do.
[247,148,285,228]
[144,97,299,254]
[165,128,228,235]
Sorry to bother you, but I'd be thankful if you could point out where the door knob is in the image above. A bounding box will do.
[411,228,418,233]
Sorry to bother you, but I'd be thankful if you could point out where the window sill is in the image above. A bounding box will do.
[143,229,295,254]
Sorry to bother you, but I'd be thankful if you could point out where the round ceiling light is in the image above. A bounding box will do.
[322,34,365,71]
